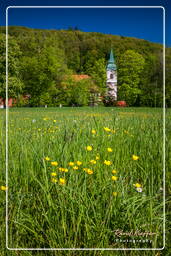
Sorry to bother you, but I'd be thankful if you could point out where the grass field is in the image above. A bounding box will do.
[0,107,170,256]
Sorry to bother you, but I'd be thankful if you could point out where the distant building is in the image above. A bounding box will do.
[106,49,117,101]
[71,74,90,81]
[0,97,14,108]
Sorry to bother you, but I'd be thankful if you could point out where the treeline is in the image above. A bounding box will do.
[0,26,170,107]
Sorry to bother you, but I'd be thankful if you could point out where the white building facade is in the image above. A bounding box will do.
[106,49,117,101]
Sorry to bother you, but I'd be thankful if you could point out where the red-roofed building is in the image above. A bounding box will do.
[71,74,90,81]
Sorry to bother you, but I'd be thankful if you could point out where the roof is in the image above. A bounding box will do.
[72,74,90,81]
[107,49,117,71]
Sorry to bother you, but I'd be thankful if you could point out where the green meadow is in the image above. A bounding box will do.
[0,107,170,255]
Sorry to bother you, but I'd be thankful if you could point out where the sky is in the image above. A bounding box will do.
[0,0,170,46]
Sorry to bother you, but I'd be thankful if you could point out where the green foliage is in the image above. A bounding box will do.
[88,58,106,93]
[61,76,92,106]
[20,38,68,105]
[0,26,170,107]
[0,34,24,100]
[118,50,145,106]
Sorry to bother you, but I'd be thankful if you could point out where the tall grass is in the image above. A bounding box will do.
[0,107,169,255]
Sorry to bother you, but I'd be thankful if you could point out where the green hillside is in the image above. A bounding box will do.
[0,26,170,107]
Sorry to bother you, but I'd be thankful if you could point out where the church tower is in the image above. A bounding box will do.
[106,49,117,101]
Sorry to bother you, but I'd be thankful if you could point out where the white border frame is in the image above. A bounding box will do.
[6,5,165,251]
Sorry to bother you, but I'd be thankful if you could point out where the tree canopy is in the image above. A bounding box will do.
[0,26,170,107]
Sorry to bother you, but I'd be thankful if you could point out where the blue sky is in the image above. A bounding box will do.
[0,0,170,46]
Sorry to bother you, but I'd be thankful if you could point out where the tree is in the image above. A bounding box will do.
[139,54,163,107]
[61,75,93,106]
[20,38,68,106]
[117,50,145,106]
[0,34,23,102]
[87,58,106,94]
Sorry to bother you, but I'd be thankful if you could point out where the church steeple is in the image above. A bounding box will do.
[106,48,117,101]
[107,49,116,71]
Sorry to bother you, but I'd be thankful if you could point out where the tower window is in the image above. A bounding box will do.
[110,74,113,79]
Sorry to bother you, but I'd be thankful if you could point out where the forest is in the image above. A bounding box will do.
[0,26,171,107]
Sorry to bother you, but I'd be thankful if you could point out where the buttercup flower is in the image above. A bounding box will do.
[132,155,139,160]
[90,160,96,164]
[111,176,118,181]
[112,170,117,174]
[104,127,111,132]
[68,162,74,166]
[86,146,92,151]
[133,183,142,188]
[96,155,100,160]
[51,178,57,183]
[112,192,118,196]
[87,169,93,175]
[44,156,50,161]
[59,167,68,172]
[91,129,96,134]
[59,178,66,185]
[73,166,79,170]
[51,161,58,166]
[0,186,8,191]
[76,161,82,166]
[107,147,113,152]
[59,167,65,172]
[104,160,112,166]
[51,172,57,176]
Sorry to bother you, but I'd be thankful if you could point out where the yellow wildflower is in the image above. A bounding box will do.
[107,147,113,152]
[104,127,111,132]
[90,160,96,164]
[91,129,96,134]
[76,161,82,166]
[87,169,93,175]
[51,178,57,183]
[111,176,118,181]
[83,168,88,171]
[132,155,139,160]
[112,170,117,174]
[59,167,65,172]
[112,192,118,196]
[86,146,93,151]
[0,186,8,191]
[59,178,66,185]
[68,162,74,166]
[64,168,68,173]
[73,166,79,170]
[51,161,58,166]
[133,183,142,188]
[96,155,100,160]
[53,120,57,123]
[44,156,50,161]
[51,172,57,176]
[104,160,112,166]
